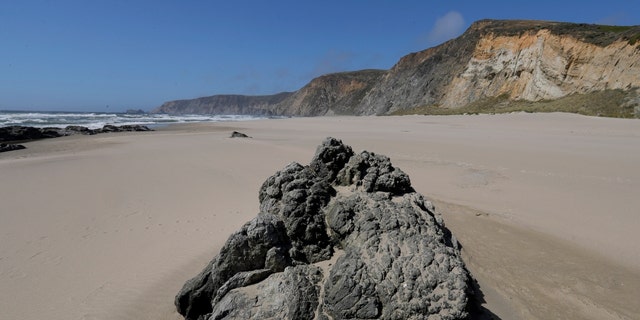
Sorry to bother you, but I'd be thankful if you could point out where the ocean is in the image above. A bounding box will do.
[0,110,266,129]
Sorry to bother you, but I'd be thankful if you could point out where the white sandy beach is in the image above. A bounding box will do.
[1,113,639,319]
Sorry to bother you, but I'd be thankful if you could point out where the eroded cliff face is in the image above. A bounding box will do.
[360,19,640,114]
[440,30,640,108]
[273,69,386,116]
[357,36,479,115]
[153,20,640,117]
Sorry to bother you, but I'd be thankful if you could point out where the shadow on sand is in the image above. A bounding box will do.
[468,273,502,320]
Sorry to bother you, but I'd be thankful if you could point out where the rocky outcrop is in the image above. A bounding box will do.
[97,124,153,133]
[230,131,251,138]
[154,19,640,117]
[0,126,52,142]
[0,125,153,143]
[176,138,472,320]
[0,143,26,153]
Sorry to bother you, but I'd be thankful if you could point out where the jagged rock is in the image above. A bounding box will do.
[335,150,413,195]
[40,127,64,138]
[308,136,354,181]
[230,131,251,138]
[258,162,335,263]
[100,125,121,133]
[64,125,96,135]
[98,124,152,133]
[0,125,153,143]
[0,126,45,142]
[176,137,472,320]
[0,143,26,153]
[116,124,153,132]
[210,265,323,320]
[176,213,290,319]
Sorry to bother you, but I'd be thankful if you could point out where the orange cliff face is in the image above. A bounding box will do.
[441,30,640,108]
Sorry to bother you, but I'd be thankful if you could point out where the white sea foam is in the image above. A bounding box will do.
[0,111,267,129]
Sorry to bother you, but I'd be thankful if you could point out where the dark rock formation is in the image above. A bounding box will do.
[0,126,47,142]
[40,127,65,139]
[125,108,146,114]
[96,124,153,133]
[65,125,95,135]
[230,131,251,138]
[176,138,472,320]
[0,124,153,143]
[0,143,26,153]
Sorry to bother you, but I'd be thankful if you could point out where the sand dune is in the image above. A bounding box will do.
[1,113,638,319]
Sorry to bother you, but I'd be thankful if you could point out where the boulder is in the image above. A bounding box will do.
[116,124,152,132]
[98,124,152,133]
[230,131,251,138]
[176,138,473,320]
[0,126,45,142]
[40,127,64,138]
[100,125,121,133]
[64,125,96,135]
[0,143,26,152]
[0,125,153,143]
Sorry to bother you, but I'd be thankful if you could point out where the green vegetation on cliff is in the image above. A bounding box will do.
[390,89,639,118]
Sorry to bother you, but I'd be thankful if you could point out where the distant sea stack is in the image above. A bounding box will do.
[175,138,474,320]
[153,19,640,117]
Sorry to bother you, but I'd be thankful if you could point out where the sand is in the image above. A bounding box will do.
[1,113,639,319]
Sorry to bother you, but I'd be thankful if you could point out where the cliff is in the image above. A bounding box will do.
[366,19,640,115]
[153,92,293,115]
[152,20,640,117]
[153,70,384,116]
[273,69,386,116]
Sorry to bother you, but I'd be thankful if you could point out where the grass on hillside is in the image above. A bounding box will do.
[390,90,639,118]
[596,25,640,45]
[492,21,640,47]
[597,25,633,33]
[628,33,640,45]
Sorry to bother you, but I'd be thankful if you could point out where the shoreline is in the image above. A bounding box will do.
[1,113,639,319]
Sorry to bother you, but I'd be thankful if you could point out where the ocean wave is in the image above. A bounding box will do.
[0,111,267,129]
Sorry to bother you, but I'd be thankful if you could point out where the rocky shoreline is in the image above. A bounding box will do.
[0,124,153,152]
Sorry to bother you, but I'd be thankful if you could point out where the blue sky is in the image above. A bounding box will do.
[1,1,638,111]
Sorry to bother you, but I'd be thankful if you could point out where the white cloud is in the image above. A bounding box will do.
[427,11,465,44]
